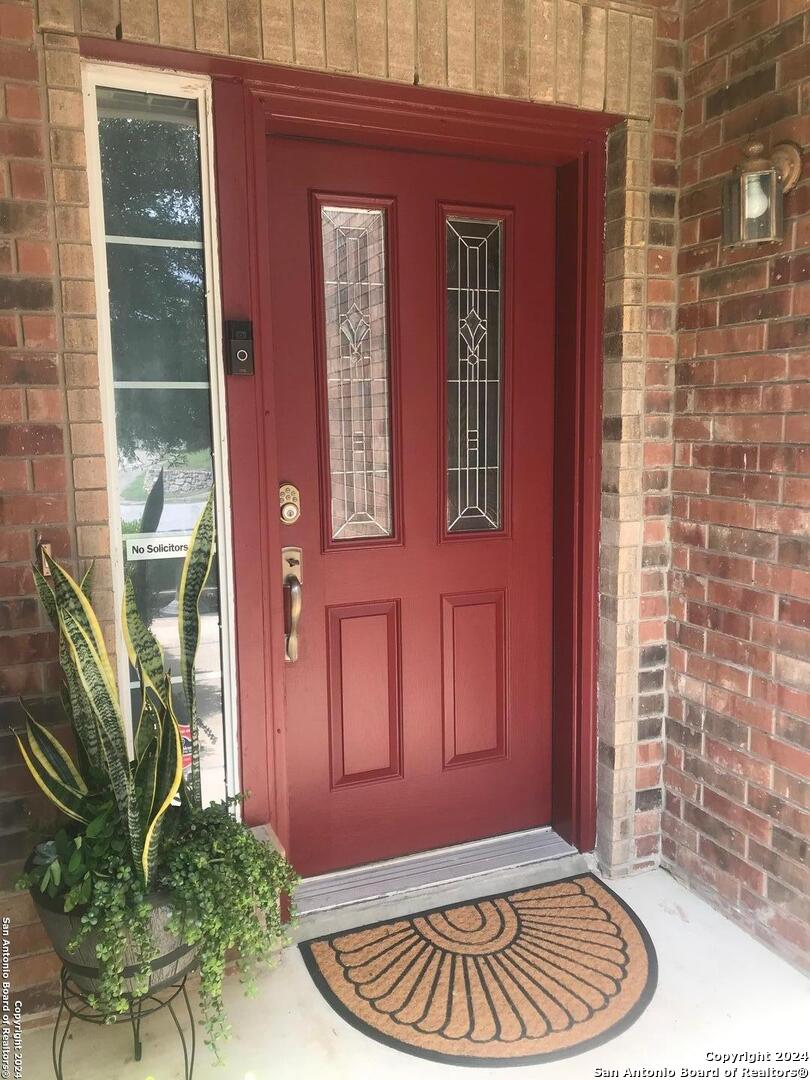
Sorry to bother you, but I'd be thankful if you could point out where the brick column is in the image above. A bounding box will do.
[596,1,682,876]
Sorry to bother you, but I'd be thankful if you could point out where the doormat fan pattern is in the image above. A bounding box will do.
[300,873,657,1067]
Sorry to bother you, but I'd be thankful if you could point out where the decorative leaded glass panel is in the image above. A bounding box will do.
[320,206,393,540]
[446,217,503,533]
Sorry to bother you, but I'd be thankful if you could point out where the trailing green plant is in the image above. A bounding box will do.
[162,798,299,1059]
[15,489,298,1053]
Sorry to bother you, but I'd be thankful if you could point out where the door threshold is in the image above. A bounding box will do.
[294,827,578,916]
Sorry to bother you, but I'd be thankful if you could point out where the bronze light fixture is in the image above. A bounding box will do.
[722,141,802,246]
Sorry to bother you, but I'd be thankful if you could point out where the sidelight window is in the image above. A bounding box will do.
[83,67,236,804]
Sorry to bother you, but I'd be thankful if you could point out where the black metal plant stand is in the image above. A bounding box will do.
[51,967,196,1080]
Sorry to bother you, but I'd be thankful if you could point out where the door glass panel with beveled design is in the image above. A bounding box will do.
[319,205,393,541]
[445,216,503,534]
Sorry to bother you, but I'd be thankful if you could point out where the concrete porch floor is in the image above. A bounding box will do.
[22,867,808,1080]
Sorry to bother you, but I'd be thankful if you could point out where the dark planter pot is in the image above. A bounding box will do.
[30,884,196,998]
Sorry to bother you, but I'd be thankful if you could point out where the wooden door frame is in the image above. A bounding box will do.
[81,38,617,858]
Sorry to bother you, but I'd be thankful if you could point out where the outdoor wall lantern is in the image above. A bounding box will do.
[722,141,802,246]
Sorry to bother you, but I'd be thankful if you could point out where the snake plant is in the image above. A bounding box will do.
[14,491,216,890]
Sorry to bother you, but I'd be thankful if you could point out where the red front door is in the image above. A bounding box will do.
[266,136,556,877]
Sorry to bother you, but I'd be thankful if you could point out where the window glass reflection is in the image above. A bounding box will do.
[96,86,227,804]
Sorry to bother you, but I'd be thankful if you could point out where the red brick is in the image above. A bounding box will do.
[748,786,810,836]
[705,630,772,674]
[685,800,747,853]
[699,835,765,893]
[712,415,782,442]
[688,497,755,529]
[673,468,709,494]
[754,562,810,600]
[781,43,810,85]
[16,239,52,274]
[779,597,810,630]
[0,493,67,526]
[8,161,46,200]
[696,324,766,356]
[0,3,34,41]
[684,0,728,39]
[756,506,810,537]
[692,385,763,413]
[705,736,772,784]
[0,529,29,562]
[707,524,776,559]
[759,446,810,473]
[729,17,805,77]
[724,87,799,140]
[678,243,719,275]
[686,600,751,639]
[709,472,779,501]
[689,549,754,584]
[0,423,62,456]
[25,387,62,422]
[706,684,775,731]
[706,580,774,618]
[31,456,66,492]
[768,318,809,351]
[714,354,786,384]
[0,458,27,491]
[685,56,728,97]
[5,84,40,124]
[784,415,810,443]
[706,0,780,57]
[0,352,58,385]
[691,444,755,470]
[751,619,810,666]
[794,284,810,317]
[688,652,750,695]
[750,675,807,715]
[0,564,31,597]
[21,315,56,348]
[0,387,23,421]
[718,290,791,326]
[672,520,707,546]
[0,42,36,81]
[751,732,810,779]
[699,261,768,299]
[681,120,722,161]
[0,630,57,666]
[0,123,42,159]
[0,662,45,696]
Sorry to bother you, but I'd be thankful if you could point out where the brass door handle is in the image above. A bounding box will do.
[284,574,302,662]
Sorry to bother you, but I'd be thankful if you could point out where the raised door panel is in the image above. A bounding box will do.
[327,600,402,786]
[442,590,506,767]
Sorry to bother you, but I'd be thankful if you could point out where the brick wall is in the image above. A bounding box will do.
[1,1,79,1018]
[665,0,810,972]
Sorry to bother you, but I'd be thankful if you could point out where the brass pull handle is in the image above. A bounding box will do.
[284,575,302,662]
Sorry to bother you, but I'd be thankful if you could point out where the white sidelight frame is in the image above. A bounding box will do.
[81,61,239,800]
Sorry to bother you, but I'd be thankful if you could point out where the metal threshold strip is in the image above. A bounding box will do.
[294,827,578,915]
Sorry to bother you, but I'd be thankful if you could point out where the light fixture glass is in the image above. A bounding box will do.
[722,141,801,247]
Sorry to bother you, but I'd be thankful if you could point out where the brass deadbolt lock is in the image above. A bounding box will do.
[279,483,301,525]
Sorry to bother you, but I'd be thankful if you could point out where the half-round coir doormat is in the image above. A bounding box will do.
[299,873,657,1068]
